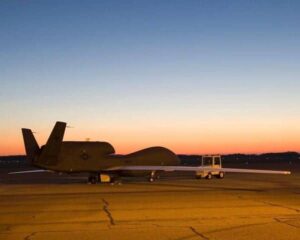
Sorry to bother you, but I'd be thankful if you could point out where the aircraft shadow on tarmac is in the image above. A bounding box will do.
[1,171,267,193]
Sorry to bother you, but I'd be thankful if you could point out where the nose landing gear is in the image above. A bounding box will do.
[149,171,159,182]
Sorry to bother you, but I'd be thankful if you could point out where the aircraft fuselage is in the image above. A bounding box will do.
[34,142,180,174]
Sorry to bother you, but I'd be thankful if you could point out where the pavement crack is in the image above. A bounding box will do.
[274,218,300,229]
[261,201,300,213]
[102,198,115,226]
[102,198,109,206]
[190,227,209,240]
[206,222,270,235]
[24,232,36,240]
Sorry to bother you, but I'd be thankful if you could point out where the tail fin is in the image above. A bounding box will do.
[22,128,40,164]
[38,121,67,166]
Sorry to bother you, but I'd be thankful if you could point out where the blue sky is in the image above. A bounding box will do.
[0,0,300,154]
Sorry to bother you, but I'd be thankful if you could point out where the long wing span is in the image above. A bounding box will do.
[107,165,291,175]
[8,169,52,174]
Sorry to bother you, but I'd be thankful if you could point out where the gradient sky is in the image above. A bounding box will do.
[1,0,300,155]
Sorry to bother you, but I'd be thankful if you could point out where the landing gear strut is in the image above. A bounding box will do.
[149,171,156,182]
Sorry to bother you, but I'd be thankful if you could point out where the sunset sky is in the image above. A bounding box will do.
[1,1,300,155]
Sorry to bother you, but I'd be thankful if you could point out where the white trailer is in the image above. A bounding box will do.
[195,155,224,179]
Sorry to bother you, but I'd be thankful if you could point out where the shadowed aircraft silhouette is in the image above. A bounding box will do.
[10,122,291,183]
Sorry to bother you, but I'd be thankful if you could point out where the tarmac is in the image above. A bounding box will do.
[0,169,300,240]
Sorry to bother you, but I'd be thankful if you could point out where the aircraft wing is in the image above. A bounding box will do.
[8,169,52,174]
[107,165,291,175]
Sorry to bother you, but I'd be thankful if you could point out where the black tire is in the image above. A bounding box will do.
[88,176,97,184]
[206,173,212,180]
[218,172,224,179]
[149,177,155,182]
[111,177,121,184]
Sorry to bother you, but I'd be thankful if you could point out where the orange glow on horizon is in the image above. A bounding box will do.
[1,135,299,156]
[1,118,299,156]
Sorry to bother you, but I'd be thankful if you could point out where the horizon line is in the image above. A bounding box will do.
[1,150,299,158]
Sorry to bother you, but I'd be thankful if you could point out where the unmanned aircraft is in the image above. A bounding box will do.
[10,121,291,183]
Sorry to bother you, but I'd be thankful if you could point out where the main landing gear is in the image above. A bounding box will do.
[149,171,159,182]
[88,174,99,184]
[88,173,120,184]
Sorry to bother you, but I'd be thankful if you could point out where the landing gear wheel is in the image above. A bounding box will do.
[218,172,224,179]
[111,176,122,185]
[88,175,98,184]
[206,173,212,180]
[149,177,154,182]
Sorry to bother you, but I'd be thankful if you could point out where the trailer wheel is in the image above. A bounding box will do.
[206,173,212,180]
[218,172,224,179]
